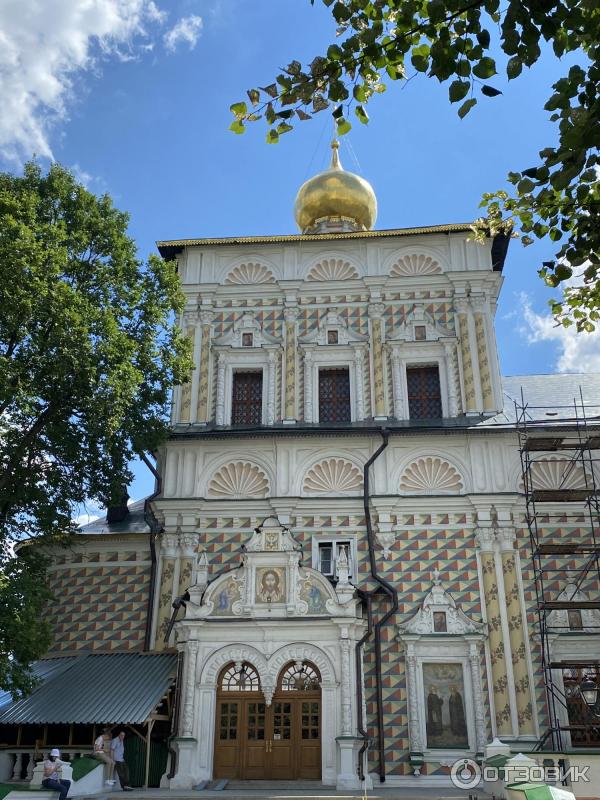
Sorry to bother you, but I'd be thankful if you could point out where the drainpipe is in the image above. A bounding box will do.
[140,451,162,651]
[355,589,373,782]
[354,428,399,783]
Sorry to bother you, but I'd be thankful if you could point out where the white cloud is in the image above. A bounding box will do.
[520,293,600,373]
[73,501,105,527]
[163,14,203,53]
[0,0,168,163]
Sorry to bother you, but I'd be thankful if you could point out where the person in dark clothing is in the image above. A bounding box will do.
[111,731,132,791]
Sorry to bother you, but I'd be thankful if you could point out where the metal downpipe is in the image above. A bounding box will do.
[355,428,399,783]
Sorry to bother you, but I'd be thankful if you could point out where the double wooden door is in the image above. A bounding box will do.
[214,696,321,779]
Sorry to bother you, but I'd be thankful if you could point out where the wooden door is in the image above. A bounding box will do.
[270,699,293,778]
[243,700,267,778]
[213,661,322,780]
[213,699,241,778]
[297,698,321,779]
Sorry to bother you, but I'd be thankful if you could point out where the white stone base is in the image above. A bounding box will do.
[335,737,372,790]
[167,738,201,790]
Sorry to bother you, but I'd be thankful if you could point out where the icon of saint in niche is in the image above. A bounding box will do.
[257,568,283,603]
[449,685,467,737]
[427,685,443,737]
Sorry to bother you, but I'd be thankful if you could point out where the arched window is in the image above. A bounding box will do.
[278,661,321,692]
[219,662,260,692]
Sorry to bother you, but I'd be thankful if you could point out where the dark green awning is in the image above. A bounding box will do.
[0,652,176,725]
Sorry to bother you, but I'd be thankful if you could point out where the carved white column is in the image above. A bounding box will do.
[303,350,314,423]
[196,309,214,423]
[181,640,199,737]
[25,753,35,781]
[469,642,487,754]
[368,301,387,419]
[405,651,424,762]
[353,348,365,421]
[465,301,483,411]
[267,351,276,424]
[443,340,459,417]
[12,753,23,781]
[215,354,226,426]
[390,349,404,419]
[340,637,352,735]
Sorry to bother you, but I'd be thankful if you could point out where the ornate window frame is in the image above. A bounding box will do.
[397,571,487,774]
[386,307,460,419]
[299,309,368,423]
[212,313,282,426]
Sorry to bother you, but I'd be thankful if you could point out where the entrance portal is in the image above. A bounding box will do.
[213,661,322,780]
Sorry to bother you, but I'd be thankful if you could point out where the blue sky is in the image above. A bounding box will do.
[1,0,597,514]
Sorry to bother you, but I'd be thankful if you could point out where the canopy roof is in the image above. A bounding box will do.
[0,652,176,725]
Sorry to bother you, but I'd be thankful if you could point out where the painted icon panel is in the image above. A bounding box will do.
[423,662,468,749]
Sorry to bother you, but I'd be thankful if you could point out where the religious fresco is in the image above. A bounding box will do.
[423,662,468,749]
[255,567,285,603]
[212,576,242,616]
[300,576,327,614]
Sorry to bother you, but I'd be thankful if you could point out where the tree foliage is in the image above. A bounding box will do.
[0,546,52,698]
[0,162,193,545]
[231,0,600,329]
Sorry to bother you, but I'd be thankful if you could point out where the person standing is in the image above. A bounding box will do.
[111,731,132,791]
[93,727,115,785]
[42,748,70,800]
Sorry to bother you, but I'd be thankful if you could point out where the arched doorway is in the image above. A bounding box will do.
[213,660,322,780]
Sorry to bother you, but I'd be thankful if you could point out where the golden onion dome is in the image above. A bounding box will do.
[294,140,377,234]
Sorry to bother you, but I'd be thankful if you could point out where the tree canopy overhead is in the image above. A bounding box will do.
[231,0,600,330]
[0,162,192,545]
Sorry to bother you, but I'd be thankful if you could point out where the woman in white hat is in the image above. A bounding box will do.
[42,748,71,800]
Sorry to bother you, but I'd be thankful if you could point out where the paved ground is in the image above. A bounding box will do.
[96,780,492,800]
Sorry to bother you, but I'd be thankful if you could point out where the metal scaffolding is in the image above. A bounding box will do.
[516,389,600,751]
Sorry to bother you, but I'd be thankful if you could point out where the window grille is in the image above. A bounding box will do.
[318,367,351,422]
[231,370,263,425]
[406,365,442,419]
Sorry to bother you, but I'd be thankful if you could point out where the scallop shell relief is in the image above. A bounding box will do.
[207,461,270,497]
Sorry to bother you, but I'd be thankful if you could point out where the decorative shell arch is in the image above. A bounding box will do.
[390,253,442,277]
[207,461,270,498]
[302,457,363,495]
[307,258,359,282]
[224,262,276,285]
[399,456,464,494]
[522,456,588,491]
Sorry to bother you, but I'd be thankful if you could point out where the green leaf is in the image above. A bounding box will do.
[229,120,245,134]
[355,105,369,124]
[472,57,497,79]
[458,98,477,118]
[296,109,312,121]
[266,129,280,144]
[449,80,470,103]
[477,29,491,48]
[332,104,344,119]
[230,101,247,119]
[506,56,522,80]
[246,89,260,107]
[276,122,293,134]
[481,85,502,97]
[336,117,352,136]
[260,83,278,98]
[333,1,352,22]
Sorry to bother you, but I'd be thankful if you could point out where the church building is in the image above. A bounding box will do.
[1,142,598,791]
